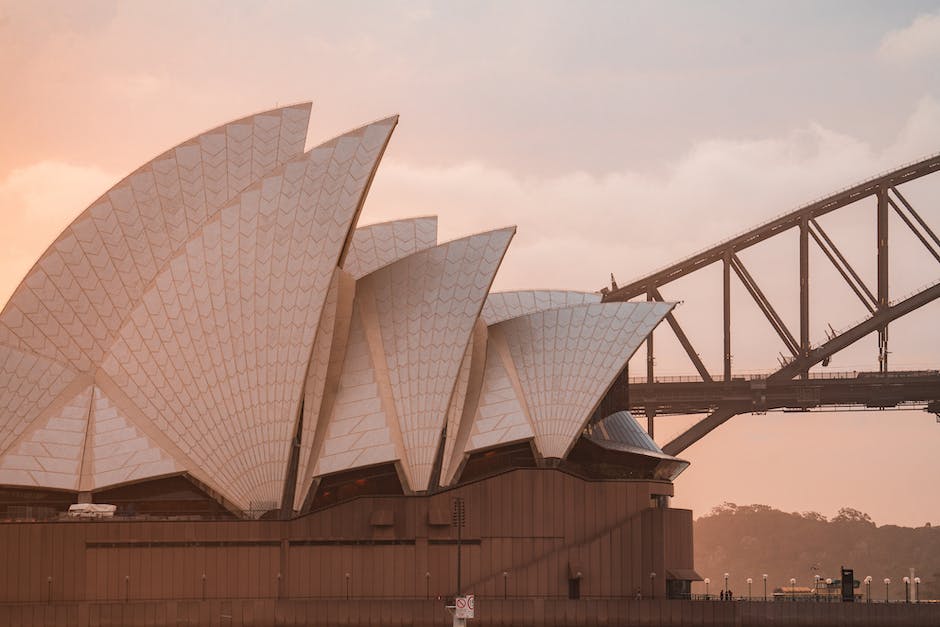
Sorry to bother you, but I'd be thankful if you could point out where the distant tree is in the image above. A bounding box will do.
[832,507,875,525]
[801,511,828,522]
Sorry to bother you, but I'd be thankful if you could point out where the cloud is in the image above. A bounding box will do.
[878,11,940,63]
[364,97,940,370]
[0,161,114,307]
[366,98,940,290]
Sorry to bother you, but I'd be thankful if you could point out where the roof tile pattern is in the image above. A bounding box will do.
[342,217,438,279]
[0,385,92,491]
[312,303,398,478]
[98,117,397,510]
[0,104,312,374]
[494,301,672,458]
[439,337,475,482]
[466,338,535,453]
[87,387,182,490]
[0,346,79,454]
[365,228,514,490]
[482,290,601,326]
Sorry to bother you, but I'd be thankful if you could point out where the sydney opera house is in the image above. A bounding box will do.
[0,103,700,621]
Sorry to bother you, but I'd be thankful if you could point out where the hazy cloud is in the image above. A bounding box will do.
[878,10,940,63]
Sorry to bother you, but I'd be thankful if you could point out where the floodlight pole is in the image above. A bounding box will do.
[452,497,466,597]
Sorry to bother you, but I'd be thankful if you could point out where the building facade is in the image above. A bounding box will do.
[0,103,700,612]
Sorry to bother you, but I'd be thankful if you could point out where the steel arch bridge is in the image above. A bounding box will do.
[599,153,940,456]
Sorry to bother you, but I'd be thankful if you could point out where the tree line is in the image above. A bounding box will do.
[694,503,939,600]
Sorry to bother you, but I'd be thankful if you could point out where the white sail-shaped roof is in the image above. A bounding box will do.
[294,218,438,508]
[84,386,182,491]
[453,301,673,464]
[0,104,311,374]
[499,302,672,458]
[0,104,312,494]
[0,384,93,491]
[308,228,515,492]
[0,103,682,516]
[482,290,601,326]
[342,217,438,279]
[97,117,398,511]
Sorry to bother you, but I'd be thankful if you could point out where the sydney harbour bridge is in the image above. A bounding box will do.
[598,153,940,456]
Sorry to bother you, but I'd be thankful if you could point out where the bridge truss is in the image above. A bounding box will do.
[600,153,940,456]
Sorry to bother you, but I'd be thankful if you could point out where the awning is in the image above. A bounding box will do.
[666,568,703,581]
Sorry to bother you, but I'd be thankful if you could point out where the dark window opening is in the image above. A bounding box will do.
[458,442,537,484]
[667,579,691,600]
[310,463,404,510]
[568,577,581,600]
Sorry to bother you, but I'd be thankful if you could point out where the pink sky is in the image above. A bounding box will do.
[1,1,939,526]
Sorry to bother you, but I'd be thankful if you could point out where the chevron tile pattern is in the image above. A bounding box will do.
[0,104,311,373]
[87,386,182,490]
[0,385,92,491]
[312,303,398,479]
[438,337,475,484]
[342,216,438,279]
[498,301,673,458]
[99,117,397,511]
[466,336,535,453]
[482,290,601,326]
[0,104,678,516]
[294,268,345,507]
[367,228,514,490]
[0,345,79,454]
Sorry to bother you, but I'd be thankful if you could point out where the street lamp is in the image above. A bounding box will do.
[704,577,710,599]
[914,577,921,603]
[814,574,821,600]
[884,578,891,603]
[864,576,872,603]
[825,578,832,603]
[650,572,656,599]
[724,572,729,597]
[789,578,796,602]
[746,577,753,601]
[762,574,768,602]
[903,577,910,603]
[345,572,351,600]
[502,571,509,600]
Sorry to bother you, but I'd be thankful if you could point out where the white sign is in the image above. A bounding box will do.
[455,594,475,619]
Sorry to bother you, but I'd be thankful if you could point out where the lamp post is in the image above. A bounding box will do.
[345,572,351,600]
[746,578,752,601]
[502,571,509,600]
[864,576,872,603]
[789,578,796,602]
[762,574,768,602]
[125,575,130,602]
[46,576,52,602]
[704,577,710,600]
[426,571,431,600]
[814,574,820,600]
[903,577,910,603]
[914,577,921,603]
[724,572,729,597]
[884,578,891,603]
[825,578,832,603]
[452,497,466,597]
[650,572,656,599]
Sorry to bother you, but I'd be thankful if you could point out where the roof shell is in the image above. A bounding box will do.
[307,228,515,492]
[96,116,398,511]
[467,301,673,460]
[342,217,438,279]
[482,290,601,326]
